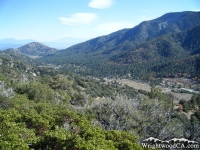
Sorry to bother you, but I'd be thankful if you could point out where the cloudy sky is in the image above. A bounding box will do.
[1,0,200,42]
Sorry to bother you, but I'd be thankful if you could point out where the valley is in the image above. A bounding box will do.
[105,77,194,102]
[1,11,200,149]
[104,78,152,91]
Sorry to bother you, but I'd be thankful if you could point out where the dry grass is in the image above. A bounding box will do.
[114,79,193,102]
[115,79,151,91]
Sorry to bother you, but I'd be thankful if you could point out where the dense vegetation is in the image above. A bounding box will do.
[0,93,147,149]
[1,65,149,150]
[1,11,200,149]
[39,12,200,81]
[1,50,200,149]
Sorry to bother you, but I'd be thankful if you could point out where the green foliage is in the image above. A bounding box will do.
[195,111,200,121]
[106,131,143,150]
[74,76,138,100]
[3,13,200,148]
[70,92,85,106]
[0,94,145,150]
[179,99,189,113]
[15,81,55,103]
[0,73,11,85]
[148,86,171,106]
[0,109,38,150]
[14,81,71,104]
[38,18,200,81]
[190,94,200,108]
[50,74,72,91]
[0,95,11,109]
[89,93,175,141]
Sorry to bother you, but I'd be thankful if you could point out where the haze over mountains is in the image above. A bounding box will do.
[1,11,200,80]
[0,38,36,50]
[43,37,87,49]
[0,37,87,50]
[2,7,200,149]
[55,11,200,54]
[33,11,200,80]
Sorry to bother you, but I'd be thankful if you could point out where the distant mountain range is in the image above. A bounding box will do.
[2,11,200,80]
[0,37,87,50]
[0,38,36,50]
[43,37,87,49]
[2,42,57,58]
[57,11,200,54]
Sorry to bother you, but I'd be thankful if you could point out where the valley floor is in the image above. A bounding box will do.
[105,77,196,103]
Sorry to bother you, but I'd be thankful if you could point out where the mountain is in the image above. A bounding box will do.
[39,11,200,80]
[0,38,36,50]
[0,37,87,50]
[0,48,34,63]
[0,49,38,81]
[58,11,200,54]
[40,11,200,60]
[17,42,57,57]
[110,25,200,64]
[109,26,200,79]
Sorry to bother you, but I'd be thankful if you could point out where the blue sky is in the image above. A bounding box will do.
[1,0,200,42]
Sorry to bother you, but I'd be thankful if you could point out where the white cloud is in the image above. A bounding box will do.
[143,10,149,12]
[88,0,113,9]
[59,13,97,26]
[96,22,134,33]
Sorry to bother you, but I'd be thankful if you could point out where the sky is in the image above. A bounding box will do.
[1,0,200,43]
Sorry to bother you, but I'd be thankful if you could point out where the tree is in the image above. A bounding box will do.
[90,94,177,142]
[179,99,189,113]
[51,74,72,91]
[0,94,145,150]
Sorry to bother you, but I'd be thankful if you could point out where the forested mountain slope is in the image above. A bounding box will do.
[55,11,200,54]
[110,25,200,64]
[1,48,200,149]
[39,11,200,80]
[108,25,200,79]
[0,49,36,80]
[1,12,200,149]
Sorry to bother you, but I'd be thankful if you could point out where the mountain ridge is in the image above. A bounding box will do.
[57,11,200,55]
[32,11,200,80]
[110,25,200,64]
[12,42,57,57]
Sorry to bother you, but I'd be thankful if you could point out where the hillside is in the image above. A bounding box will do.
[58,11,200,54]
[0,49,45,82]
[1,38,200,149]
[0,48,149,149]
[110,25,200,64]
[107,25,200,79]
[39,11,200,80]
[17,42,57,57]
